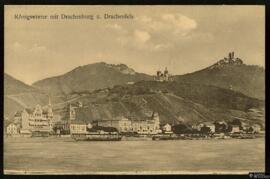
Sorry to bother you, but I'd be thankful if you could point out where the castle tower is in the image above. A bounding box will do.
[47,96,53,130]
[228,52,232,59]
[164,67,169,81]
[164,67,168,75]
[231,51,234,59]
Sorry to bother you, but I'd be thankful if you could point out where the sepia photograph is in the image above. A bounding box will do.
[4,5,265,174]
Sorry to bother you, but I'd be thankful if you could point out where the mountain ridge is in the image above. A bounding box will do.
[32,62,153,96]
[175,52,265,99]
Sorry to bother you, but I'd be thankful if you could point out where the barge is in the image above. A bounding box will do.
[72,133,122,141]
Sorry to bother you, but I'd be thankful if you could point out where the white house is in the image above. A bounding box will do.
[196,122,215,133]
[231,125,240,133]
[162,123,173,134]
[7,123,19,135]
[87,123,93,129]
[70,120,87,134]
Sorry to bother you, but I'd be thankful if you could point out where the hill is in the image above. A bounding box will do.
[32,62,152,96]
[4,73,37,95]
[4,73,56,118]
[175,52,265,99]
[59,81,264,127]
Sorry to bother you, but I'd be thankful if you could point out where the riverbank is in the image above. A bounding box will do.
[4,132,264,141]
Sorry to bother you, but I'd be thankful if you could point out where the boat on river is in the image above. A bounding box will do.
[71,132,122,141]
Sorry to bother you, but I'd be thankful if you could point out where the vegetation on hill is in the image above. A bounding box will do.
[175,64,265,99]
[4,73,37,95]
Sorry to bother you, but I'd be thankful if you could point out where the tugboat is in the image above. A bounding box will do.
[70,121,122,141]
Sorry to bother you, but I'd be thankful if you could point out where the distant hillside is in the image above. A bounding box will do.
[32,62,152,96]
[4,73,57,118]
[4,57,265,127]
[175,53,265,99]
[112,81,263,112]
[59,81,264,127]
[4,73,37,95]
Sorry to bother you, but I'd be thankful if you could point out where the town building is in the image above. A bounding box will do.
[154,67,173,82]
[241,122,250,131]
[214,121,228,133]
[94,116,132,133]
[68,101,84,121]
[162,123,173,134]
[131,112,161,134]
[20,98,54,134]
[94,112,161,135]
[195,122,216,133]
[231,125,240,133]
[6,123,19,135]
[14,111,22,124]
[70,120,88,134]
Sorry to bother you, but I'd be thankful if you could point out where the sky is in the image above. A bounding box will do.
[5,5,265,85]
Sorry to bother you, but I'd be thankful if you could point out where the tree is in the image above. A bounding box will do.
[172,124,192,134]
[214,122,227,133]
[200,126,211,134]
[230,119,242,127]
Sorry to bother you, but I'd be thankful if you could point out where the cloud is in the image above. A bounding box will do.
[105,23,128,34]
[106,23,122,30]
[137,13,197,36]
[12,42,47,53]
[114,14,198,52]
[161,13,197,33]
[134,30,151,43]
[153,43,173,51]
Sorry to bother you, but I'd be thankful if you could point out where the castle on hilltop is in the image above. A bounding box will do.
[154,67,174,82]
[217,52,243,66]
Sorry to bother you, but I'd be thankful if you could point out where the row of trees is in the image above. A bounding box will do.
[172,119,258,135]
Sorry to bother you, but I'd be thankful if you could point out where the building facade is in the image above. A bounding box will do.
[7,123,19,135]
[70,120,87,134]
[20,99,53,134]
[131,112,161,134]
[195,122,216,133]
[94,112,161,135]
[231,125,240,133]
[94,117,132,133]
[162,123,172,134]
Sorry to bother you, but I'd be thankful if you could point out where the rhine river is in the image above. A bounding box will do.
[4,137,265,174]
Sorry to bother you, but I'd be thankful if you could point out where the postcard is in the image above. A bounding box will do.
[4,5,265,175]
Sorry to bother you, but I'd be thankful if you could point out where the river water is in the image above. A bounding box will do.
[4,137,265,174]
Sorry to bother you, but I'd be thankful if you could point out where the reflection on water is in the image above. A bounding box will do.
[4,137,264,174]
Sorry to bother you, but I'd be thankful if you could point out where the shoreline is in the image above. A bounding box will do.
[4,134,265,142]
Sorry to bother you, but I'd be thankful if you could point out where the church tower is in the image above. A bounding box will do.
[47,96,53,118]
[69,104,76,121]
[152,112,160,130]
[47,96,53,130]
